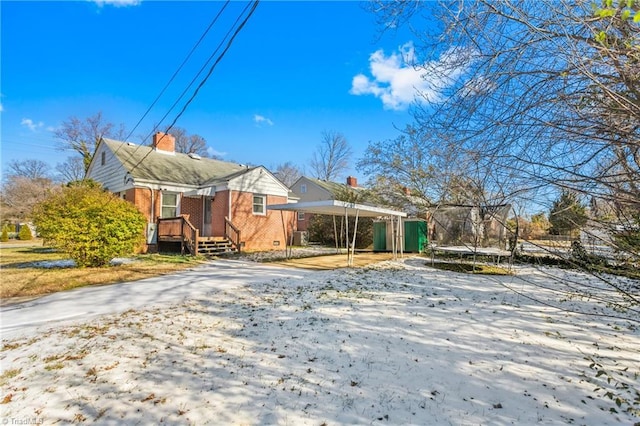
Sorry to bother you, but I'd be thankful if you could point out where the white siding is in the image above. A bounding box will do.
[227,167,289,197]
[291,176,332,202]
[86,143,130,193]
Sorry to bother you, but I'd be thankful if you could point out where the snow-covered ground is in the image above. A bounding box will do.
[1,258,638,425]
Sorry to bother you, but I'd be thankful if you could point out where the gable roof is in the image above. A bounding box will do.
[100,138,251,186]
[298,176,363,196]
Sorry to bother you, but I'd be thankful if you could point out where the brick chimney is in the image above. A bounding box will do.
[346,176,358,187]
[152,132,175,153]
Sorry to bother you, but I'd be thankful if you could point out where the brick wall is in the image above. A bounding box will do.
[129,187,153,221]
[230,191,295,251]
[211,190,230,236]
[181,197,203,229]
[124,187,295,252]
[296,212,313,232]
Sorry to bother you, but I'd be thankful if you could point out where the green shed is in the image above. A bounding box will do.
[373,219,428,253]
[403,219,428,253]
[373,221,387,252]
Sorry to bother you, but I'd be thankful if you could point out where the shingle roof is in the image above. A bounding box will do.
[103,138,250,186]
[306,177,360,195]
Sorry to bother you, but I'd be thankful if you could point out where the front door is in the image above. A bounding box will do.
[202,196,213,237]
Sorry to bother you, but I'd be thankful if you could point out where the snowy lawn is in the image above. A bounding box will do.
[1,258,638,425]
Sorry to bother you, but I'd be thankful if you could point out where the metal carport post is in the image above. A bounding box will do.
[268,200,407,266]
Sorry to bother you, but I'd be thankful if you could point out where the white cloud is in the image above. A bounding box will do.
[21,118,44,132]
[0,103,3,113]
[350,41,471,111]
[254,114,274,127]
[91,0,141,7]
[207,147,227,158]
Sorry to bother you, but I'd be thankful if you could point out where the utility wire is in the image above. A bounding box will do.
[131,0,257,155]
[128,0,259,173]
[109,0,231,160]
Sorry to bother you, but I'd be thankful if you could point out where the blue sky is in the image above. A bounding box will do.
[1,0,438,181]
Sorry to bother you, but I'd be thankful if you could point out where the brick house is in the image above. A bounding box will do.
[86,132,297,254]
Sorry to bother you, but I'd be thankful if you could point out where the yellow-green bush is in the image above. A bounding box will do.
[1,228,8,242]
[18,225,33,240]
[33,184,146,267]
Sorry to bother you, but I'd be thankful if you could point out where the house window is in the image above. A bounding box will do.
[101,151,106,166]
[300,184,307,194]
[297,212,305,221]
[161,192,179,218]
[253,194,266,215]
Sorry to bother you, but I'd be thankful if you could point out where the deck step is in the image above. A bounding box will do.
[197,238,236,256]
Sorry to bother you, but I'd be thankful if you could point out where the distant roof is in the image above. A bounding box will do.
[303,177,362,195]
[102,138,251,186]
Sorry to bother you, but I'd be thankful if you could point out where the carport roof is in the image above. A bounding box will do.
[268,200,407,218]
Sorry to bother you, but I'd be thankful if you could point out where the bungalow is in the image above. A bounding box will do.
[86,132,297,254]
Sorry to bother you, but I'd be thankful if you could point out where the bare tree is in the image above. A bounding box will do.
[0,176,58,221]
[363,0,640,323]
[54,111,127,172]
[55,156,86,184]
[273,162,303,187]
[170,126,214,158]
[7,159,51,180]
[309,131,352,181]
[366,0,639,211]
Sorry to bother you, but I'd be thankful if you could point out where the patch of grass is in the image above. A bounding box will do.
[44,363,65,371]
[427,261,512,275]
[0,245,67,266]
[0,368,21,386]
[0,247,207,300]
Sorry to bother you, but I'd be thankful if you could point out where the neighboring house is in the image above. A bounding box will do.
[86,132,296,254]
[289,176,362,231]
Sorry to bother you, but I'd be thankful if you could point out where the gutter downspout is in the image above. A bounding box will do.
[126,172,156,247]
[136,183,155,222]
[125,173,155,222]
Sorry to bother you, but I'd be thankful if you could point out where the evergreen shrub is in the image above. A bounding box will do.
[18,225,33,240]
[33,184,146,267]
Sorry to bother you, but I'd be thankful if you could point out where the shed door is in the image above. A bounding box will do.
[373,222,387,252]
[404,220,428,253]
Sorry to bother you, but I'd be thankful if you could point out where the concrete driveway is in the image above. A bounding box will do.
[0,259,314,341]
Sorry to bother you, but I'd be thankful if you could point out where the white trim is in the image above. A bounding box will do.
[252,194,267,216]
[160,191,180,218]
[183,186,216,197]
[268,199,407,218]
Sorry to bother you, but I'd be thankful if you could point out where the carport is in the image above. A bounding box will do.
[268,200,407,266]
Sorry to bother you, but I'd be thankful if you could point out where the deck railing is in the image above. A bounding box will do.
[225,217,241,252]
[157,216,199,255]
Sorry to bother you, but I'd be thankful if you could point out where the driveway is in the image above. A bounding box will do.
[0,259,314,341]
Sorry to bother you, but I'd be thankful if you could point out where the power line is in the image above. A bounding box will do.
[109,0,231,160]
[133,0,257,151]
[128,0,260,173]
